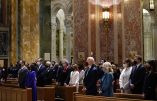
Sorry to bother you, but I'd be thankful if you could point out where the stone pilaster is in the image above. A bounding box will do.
[59,23,64,60]
[10,0,17,64]
[51,16,57,61]
[20,0,40,63]
[65,15,73,63]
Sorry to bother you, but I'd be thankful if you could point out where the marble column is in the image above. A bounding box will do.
[113,0,118,64]
[143,14,154,60]
[65,15,72,63]
[10,0,17,64]
[59,23,64,60]
[51,16,57,61]
[19,0,40,63]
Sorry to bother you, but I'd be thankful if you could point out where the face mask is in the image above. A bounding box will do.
[133,60,137,65]
[71,68,75,71]
[37,62,41,66]
[123,64,128,68]
[144,65,151,71]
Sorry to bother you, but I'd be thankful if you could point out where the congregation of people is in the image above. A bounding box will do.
[0,55,157,100]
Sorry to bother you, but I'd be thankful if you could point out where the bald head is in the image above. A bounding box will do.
[86,57,95,66]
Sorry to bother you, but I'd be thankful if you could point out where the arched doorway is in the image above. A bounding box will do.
[51,0,73,63]
[56,9,66,61]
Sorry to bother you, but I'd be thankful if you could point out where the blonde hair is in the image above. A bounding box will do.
[102,62,112,72]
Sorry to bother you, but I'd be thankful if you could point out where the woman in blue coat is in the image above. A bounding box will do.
[99,62,114,97]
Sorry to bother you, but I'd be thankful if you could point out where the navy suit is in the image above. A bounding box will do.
[18,66,29,88]
[83,64,99,95]
[43,67,55,85]
[37,64,46,86]
[130,64,146,94]
[143,72,157,100]
[56,66,72,86]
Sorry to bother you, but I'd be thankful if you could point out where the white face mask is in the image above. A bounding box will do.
[123,64,128,68]
[37,62,41,66]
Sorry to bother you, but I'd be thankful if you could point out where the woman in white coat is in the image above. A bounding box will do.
[68,64,79,86]
[119,59,132,93]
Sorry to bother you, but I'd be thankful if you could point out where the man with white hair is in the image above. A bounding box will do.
[44,61,54,85]
[83,57,99,95]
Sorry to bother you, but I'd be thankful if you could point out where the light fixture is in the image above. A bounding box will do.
[102,8,110,30]
[150,0,155,11]
[103,9,110,21]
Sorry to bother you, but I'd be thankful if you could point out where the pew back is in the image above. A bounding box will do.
[0,86,32,101]
[37,87,55,101]
[55,85,84,101]
[56,86,76,101]
[74,94,151,101]
[114,93,144,99]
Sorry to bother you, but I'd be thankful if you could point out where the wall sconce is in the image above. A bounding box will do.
[150,0,155,11]
[103,9,110,21]
[102,8,110,31]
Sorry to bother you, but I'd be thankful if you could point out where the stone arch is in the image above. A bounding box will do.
[51,0,73,62]
[51,1,66,15]
[66,0,73,14]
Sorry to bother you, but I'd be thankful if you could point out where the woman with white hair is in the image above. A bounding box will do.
[99,62,114,97]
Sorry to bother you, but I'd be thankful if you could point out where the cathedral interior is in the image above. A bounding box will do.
[0,0,157,66]
[0,0,157,101]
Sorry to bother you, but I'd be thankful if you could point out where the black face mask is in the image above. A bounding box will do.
[85,62,88,67]
[133,60,137,65]
[46,65,50,68]
[71,68,74,71]
[145,66,151,71]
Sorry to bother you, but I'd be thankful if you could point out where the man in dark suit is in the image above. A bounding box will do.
[43,61,55,85]
[83,57,99,95]
[18,60,29,88]
[143,60,157,100]
[56,60,72,86]
[130,55,146,94]
[36,58,46,86]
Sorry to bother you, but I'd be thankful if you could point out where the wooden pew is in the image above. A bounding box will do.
[0,86,32,101]
[37,87,55,101]
[55,85,83,101]
[5,78,18,84]
[114,93,144,99]
[116,89,121,93]
[73,93,151,101]
[1,83,19,87]
[0,83,55,101]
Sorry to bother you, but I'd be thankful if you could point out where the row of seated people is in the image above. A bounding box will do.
[1,56,157,101]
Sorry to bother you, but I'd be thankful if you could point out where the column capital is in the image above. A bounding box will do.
[51,16,57,31]
[65,15,73,28]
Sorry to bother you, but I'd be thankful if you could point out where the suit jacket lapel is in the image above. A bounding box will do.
[85,65,93,77]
